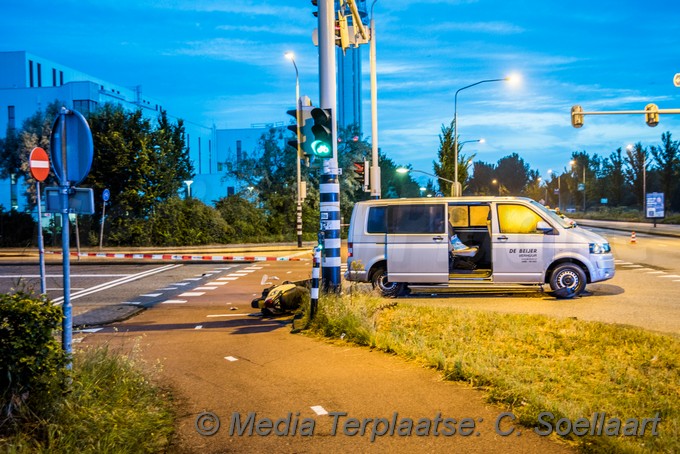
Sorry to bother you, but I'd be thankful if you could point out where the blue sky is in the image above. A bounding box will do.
[3,0,680,185]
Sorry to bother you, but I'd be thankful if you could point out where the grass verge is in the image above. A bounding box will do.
[302,291,679,454]
[0,344,174,453]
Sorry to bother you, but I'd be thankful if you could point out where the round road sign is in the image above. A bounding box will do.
[102,188,110,202]
[29,147,50,182]
[50,109,94,186]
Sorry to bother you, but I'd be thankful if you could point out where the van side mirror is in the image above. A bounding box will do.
[536,221,554,233]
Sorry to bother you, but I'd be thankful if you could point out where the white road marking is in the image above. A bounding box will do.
[224,356,238,362]
[162,299,187,304]
[185,278,203,281]
[179,292,205,297]
[158,287,178,290]
[52,264,182,305]
[195,325,203,329]
[141,293,163,297]
[206,314,247,318]
[206,281,228,286]
[218,277,240,281]
[194,286,218,290]
[311,406,328,416]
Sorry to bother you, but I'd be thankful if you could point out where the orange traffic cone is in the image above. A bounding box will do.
[630,231,637,243]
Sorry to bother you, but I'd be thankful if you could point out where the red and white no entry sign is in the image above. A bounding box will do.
[30,147,50,182]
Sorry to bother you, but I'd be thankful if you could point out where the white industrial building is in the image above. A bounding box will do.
[0,50,273,211]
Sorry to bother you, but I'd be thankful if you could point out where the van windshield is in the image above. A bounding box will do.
[529,200,576,228]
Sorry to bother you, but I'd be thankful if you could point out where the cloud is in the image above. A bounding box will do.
[430,21,524,34]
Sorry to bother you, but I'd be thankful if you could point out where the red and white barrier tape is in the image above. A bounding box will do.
[45,251,307,262]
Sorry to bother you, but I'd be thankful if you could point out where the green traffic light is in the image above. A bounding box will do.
[311,140,331,158]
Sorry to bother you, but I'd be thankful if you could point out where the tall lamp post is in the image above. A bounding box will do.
[183,180,193,199]
[491,179,502,196]
[453,77,515,196]
[396,167,455,196]
[285,52,303,248]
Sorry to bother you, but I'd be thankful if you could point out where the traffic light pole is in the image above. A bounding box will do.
[318,0,341,292]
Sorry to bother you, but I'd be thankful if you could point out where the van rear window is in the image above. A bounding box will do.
[367,206,387,233]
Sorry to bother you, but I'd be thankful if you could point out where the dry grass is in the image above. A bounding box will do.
[306,292,680,453]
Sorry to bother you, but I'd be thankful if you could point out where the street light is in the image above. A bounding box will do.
[570,159,586,212]
[396,167,455,196]
[491,179,501,196]
[453,76,519,196]
[285,51,303,248]
[183,180,193,199]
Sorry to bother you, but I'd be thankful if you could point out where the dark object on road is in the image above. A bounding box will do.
[251,280,310,316]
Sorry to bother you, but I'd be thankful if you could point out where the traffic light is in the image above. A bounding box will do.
[335,14,350,51]
[286,104,314,160]
[354,160,369,190]
[571,105,584,128]
[311,107,333,158]
[645,103,659,127]
[311,0,318,17]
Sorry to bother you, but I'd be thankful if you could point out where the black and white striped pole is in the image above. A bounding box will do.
[310,243,322,318]
[315,0,342,292]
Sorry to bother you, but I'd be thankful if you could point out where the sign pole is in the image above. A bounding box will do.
[99,189,109,250]
[29,147,51,295]
[59,107,73,363]
[36,181,46,294]
[49,107,95,368]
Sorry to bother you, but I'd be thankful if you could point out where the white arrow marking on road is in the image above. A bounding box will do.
[224,356,238,362]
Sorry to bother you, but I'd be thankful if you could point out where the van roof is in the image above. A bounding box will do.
[355,196,534,205]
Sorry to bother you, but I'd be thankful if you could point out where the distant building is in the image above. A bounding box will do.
[0,51,277,210]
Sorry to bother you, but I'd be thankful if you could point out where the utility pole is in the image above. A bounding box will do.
[318,0,341,291]
[369,0,380,199]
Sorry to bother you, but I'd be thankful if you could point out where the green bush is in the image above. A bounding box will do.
[150,197,233,246]
[215,195,268,242]
[0,292,67,427]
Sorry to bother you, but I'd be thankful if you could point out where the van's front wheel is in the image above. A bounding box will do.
[371,267,405,297]
[549,263,586,298]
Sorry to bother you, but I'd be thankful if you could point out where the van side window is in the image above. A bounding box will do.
[469,206,490,227]
[498,204,543,234]
[387,204,445,234]
[449,206,469,227]
[367,206,387,233]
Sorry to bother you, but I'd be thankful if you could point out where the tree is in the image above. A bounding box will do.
[494,153,532,195]
[467,161,496,195]
[84,104,193,220]
[433,120,456,196]
[650,131,679,210]
[624,142,649,207]
[601,148,626,207]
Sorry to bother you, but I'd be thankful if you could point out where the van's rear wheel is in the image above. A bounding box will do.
[549,263,586,298]
[371,267,405,297]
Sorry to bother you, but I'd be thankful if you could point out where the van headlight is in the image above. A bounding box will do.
[589,243,611,254]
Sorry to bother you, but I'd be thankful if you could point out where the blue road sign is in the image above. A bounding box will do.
[102,188,110,202]
[50,109,94,186]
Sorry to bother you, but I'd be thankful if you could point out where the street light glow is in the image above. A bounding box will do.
[284,51,295,61]
[505,73,522,86]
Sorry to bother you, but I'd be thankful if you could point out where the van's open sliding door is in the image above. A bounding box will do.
[386,203,449,283]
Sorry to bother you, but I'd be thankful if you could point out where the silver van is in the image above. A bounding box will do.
[344,197,615,298]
